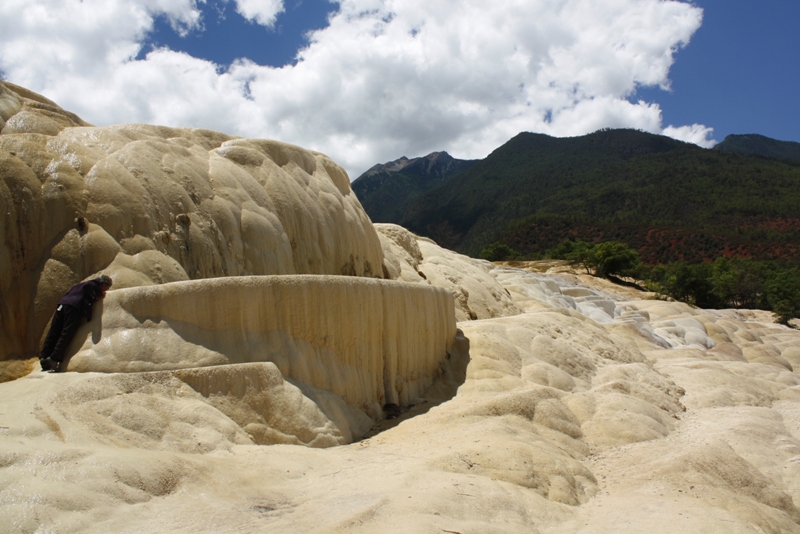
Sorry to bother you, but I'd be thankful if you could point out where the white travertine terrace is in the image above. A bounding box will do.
[67,275,457,419]
[376,222,521,321]
[0,80,383,363]
[4,81,800,533]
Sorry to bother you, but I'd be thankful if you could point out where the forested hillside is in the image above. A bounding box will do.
[351,151,476,223]
[391,129,800,264]
[714,133,800,162]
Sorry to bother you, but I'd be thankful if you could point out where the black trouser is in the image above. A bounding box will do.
[40,304,82,364]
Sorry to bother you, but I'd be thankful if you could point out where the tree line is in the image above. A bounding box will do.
[480,239,800,326]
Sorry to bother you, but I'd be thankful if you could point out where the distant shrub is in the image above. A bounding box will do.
[592,241,640,278]
[550,240,799,323]
[764,267,800,325]
[480,242,521,262]
[549,239,596,274]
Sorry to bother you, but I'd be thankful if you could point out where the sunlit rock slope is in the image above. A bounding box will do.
[1,80,382,365]
[68,275,457,420]
[3,82,800,533]
[5,256,800,533]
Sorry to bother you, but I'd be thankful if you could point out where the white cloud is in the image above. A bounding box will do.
[0,0,707,178]
[663,124,716,148]
[233,0,285,27]
[0,0,202,86]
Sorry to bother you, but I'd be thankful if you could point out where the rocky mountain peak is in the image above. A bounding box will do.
[359,151,462,180]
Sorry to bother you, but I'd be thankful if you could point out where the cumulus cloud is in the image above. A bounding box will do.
[233,0,285,27]
[663,124,717,148]
[0,0,709,178]
[0,0,202,86]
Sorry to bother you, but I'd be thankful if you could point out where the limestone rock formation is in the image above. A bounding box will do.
[67,275,457,420]
[376,222,520,321]
[3,82,800,533]
[4,259,800,533]
[1,80,383,363]
[0,80,91,135]
[0,81,463,447]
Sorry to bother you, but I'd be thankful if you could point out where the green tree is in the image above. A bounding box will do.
[764,268,800,325]
[480,242,521,262]
[592,241,640,279]
[639,256,798,321]
[711,257,764,309]
[657,261,716,307]
[550,239,595,274]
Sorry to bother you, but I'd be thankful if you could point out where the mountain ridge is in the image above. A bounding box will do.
[713,133,800,162]
[353,129,800,264]
[351,151,477,224]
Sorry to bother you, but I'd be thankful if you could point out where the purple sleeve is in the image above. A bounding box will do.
[59,281,91,308]
[59,280,103,320]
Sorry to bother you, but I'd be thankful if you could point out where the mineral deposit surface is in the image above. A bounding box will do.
[3,82,800,533]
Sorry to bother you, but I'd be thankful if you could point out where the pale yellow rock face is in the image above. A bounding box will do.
[4,84,800,534]
[0,80,91,135]
[66,275,457,419]
[0,81,383,361]
[376,223,521,321]
[5,260,800,533]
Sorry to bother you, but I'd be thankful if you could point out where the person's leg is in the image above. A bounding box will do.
[47,306,82,371]
[40,307,65,360]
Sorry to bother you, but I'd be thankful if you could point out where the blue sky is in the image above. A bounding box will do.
[636,0,800,145]
[1,1,797,178]
[140,1,336,68]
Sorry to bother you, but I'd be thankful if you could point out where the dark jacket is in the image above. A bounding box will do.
[58,279,105,321]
